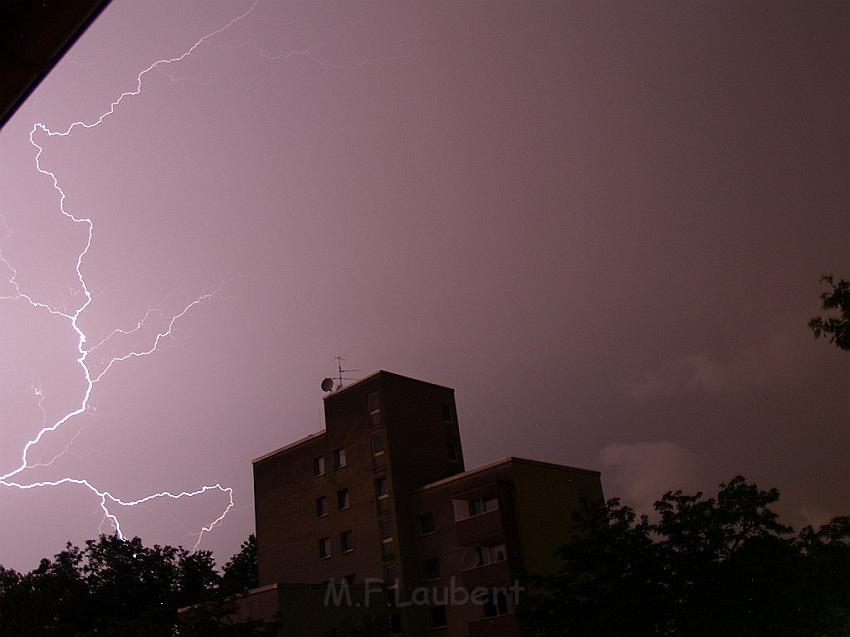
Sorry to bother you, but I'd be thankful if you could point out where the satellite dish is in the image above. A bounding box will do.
[321,378,334,392]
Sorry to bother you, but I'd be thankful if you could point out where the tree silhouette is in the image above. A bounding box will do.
[522,477,850,636]
[809,274,850,351]
[0,534,268,636]
[221,533,259,595]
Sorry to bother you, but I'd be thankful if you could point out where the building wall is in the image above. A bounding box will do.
[251,371,603,636]
[510,460,604,576]
[407,459,603,635]
[253,371,462,593]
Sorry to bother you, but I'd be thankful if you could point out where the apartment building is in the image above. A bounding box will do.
[248,371,603,635]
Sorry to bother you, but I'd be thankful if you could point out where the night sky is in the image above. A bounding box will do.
[0,0,847,571]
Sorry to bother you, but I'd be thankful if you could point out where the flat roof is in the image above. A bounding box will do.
[415,456,600,493]
[322,370,454,400]
[252,430,326,464]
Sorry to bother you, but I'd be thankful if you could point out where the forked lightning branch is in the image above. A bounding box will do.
[0,1,261,551]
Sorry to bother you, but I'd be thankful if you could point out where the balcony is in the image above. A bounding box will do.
[467,613,522,637]
[455,508,503,545]
[461,559,513,590]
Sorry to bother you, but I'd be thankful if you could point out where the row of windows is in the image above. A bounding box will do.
[312,434,386,478]
[317,518,394,560]
[314,394,455,478]
[417,542,506,584]
[315,488,349,517]
[423,591,510,629]
[315,477,389,519]
[313,448,346,476]
[451,495,499,521]
[318,531,353,559]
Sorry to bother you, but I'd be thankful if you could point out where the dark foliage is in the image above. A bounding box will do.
[0,533,264,636]
[809,274,850,351]
[522,477,850,636]
[221,534,259,595]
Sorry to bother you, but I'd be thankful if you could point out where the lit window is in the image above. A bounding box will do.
[340,530,354,553]
[430,605,447,628]
[337,488,350,510]
[334,447,346,469]
[313,456,325,477]
[419,512,435,535]
[424,557,440,580]
[371,432,385,455]
[316,496,328,517]
[319,537,331,559]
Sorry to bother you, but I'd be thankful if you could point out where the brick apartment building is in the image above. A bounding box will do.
[243,371,603,636]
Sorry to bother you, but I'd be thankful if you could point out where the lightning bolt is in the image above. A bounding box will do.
[0,1,261,553]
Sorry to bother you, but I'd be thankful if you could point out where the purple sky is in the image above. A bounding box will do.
[0,0,848,571]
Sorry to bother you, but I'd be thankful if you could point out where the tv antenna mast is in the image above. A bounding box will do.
[321,354,360,392]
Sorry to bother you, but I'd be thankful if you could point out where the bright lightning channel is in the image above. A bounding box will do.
[0,1,261,552]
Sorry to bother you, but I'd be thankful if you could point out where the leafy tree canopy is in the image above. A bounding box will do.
[0,533,265,636]
[809,274,850,351]
[523,477,850,637]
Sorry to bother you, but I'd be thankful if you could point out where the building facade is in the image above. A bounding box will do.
[250,371,603,635]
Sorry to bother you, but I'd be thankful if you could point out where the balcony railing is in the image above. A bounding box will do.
[460,559,513,590]
[467,613,521,637]
[455,508,503,545]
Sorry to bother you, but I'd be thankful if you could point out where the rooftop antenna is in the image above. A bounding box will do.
[321,354,360,392]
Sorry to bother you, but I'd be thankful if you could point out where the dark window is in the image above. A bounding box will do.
[379,518,393,541]
[315,496,328,517]
[469,496,498,517]
[424,557,440,580]
[371,432,385,455]
[319,537,331,559]
[441,404,453,422]
[344,573,355,585]
[375,476,388,498]
[368,392,381,413]
[387,613,402,634]
[484,589,510,617]
[430,605,447,628]
[380,541,394,561]
[447,439,459,462]
[472,543,506,567]
[313,456,325,476]
[340,530,353,553]
[334,447,346,469]
[337,488,350,510]
[579,495,590,514]
[384,564,398,587]
[419,512,435,535]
